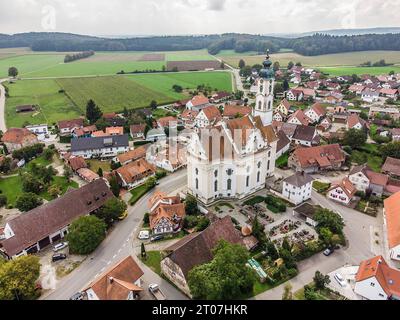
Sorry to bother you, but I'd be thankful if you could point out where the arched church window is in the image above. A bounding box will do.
[227,179,232,190]
[195,168,199,175]
[258,161,261,169]
[227,169,233,176]
[257,171,261,183]
[246,176,250,187]
[214,180,218,192]
[268,101,272,111]
[196,178,199,189]
[214,170,218,177]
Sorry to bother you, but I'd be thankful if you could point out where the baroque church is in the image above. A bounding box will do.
[187,53,278,204]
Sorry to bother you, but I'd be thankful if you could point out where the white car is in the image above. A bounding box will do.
[53,242,68,252]
[138,230,150,240]
[334,273,346,287]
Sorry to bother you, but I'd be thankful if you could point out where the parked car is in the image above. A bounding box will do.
[334,273,346,287]
[138,230,150,240]
[69,292,84,300]
[148,284,166,300]
[52,253,67,262]
[150,235,164,242]
[118,211,128,220]
[323,248,334,256]
[53,242,68,252]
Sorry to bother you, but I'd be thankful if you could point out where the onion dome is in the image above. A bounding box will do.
[259,50,275,79]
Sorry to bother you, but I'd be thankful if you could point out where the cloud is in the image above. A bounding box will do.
[0,0,399,35]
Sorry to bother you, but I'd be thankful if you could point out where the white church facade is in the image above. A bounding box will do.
[186,53,277,205]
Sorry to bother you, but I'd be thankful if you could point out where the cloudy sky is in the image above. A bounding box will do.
[0,0,399,36]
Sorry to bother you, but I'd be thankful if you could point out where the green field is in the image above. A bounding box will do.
[220,50,400,69]
[165,49,214,61]
[319,65,400,76]
[5,79,82,128]
[6,71,233,127]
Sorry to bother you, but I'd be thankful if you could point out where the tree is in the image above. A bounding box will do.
[238,59,246,69]
[97,198,127,225]
[282,282,293,300]
[63,165,73,182]
[265,239,279,260]
[67,216,106,255]
[141,243,147,259]
[8,67,18,78]
[0,255,41,300]
[109,176,120,197]
[42,148,54,161]
[21,174,43,194]
[86,99,103,124]
[188,240,255,300]
[145,176,157,189]
[273,61,280,72]
[150,100,158,110]
[239,65,252,77]
[283,79,290,91]
[47,185,61,199]
[0,194,7,207]
[295,62,302,67]
[313,271,331,290]
[97,167,103,177]
[15,193,43,212]
[287,61,294,70]
[343,128,367,149]
[314,208,345,235]
[381,141,400,160]
[185,194,199,215]
[252,215,266,244]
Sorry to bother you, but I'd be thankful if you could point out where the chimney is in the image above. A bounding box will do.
[109,277,114,284]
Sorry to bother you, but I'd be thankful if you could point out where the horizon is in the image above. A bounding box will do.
[1,0,400,36]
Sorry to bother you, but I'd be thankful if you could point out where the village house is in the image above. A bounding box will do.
[275,131,291,158]
[83,255,144,300]
[73,125,97,138]
[273,111,285,122]
[160,216,258,296]
[293,203,320,228]
[348,84,366,95]
[146,128,167,142]
[291,125,319,147]
[282,172,314,205]
[67,156,87,172]
[317,118,332,132]
[146,143,187,173]
[288,144,346,173]
[369,106,400,120]
[91,130,108,138]
[0,179,114,259]
[157,116,178,130]
[148,192,186,235]
[275,99,291,116]
[129,124,146,140]
[71,135,129,159]
[354,255,400,300]
[186,95,210,111]
[346,114,368,131]
[383,192,400,262]
[115,158,156,189]
[1,128,39,152]
[380,88,398,101]
[222,104,252,120]
[348,165,388,197]
[115,144,149,166]
[361,89,380,103]
[327,178,356,205]
[179,109,199,128]
[286,88,304,101]
[280,123,298,140]
[105,126,124,136]
[194,105,222,128]
[58,118,84,136]
[77,168,100,183]
[305,103,326,123]
[25,124,49,141]
[390,128,400,142]
[210,91,231,104]
[287,110,310,126]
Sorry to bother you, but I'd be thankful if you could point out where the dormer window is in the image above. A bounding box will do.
[227,169,233,176]
[87,200,92,205]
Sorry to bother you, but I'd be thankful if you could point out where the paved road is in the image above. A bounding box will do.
[0,79,7,132]
[42,169,188,300]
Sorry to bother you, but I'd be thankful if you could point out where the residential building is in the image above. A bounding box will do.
[390,128,400,142]
[292,125,319,147]
[223,104,251,120]
[361,89,380,103]
[287,110,310,126]
[275,131,291,159]
[67,156,87,172]
[148,192,186,235]
[115,145,149,166]
[354,256,400,300]
[317,118,332,132]
[71,135,129,159]
[282,172,314,205]
[105,126,124,136]
[73,125,97,138]
[161,216,257,296]
[383,192,400,262]
[58,118,84,136]
[275,99,291,116]
[382,157,400,179]
[187,115,277,205]
[146,128,167,142]
[77,168,100,183]
[146,143,187,172]
[130,124,146,140]
[157,116,178,130]
[347,114,367,130]
[115,158,156,189]
[348,165,388,197]
[304,103,326,123]
[327,178,356,205]
[1,128,39,152]
[369,106,400,120]
[293,203,320,227]
[83,256,144,300]
[288,144,346,173]
[210,91,231,103]
[180,109,199,128]
[273,111,285,122]
[380,88,398,101]
[186,95,210,111]
[25,124,49,141]
[194,105,222,128]
[286,88,304,101]
[0,179,114,259]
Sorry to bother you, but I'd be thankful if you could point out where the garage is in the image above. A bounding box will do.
[51,233,61,243]
[38,236,51,250]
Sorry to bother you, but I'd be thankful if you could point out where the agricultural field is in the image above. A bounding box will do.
[0,49,218,78]
[219,50,400,69]
[318,65,400,76]
[5,79,82,128]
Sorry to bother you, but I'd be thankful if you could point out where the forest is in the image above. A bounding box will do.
[1,32,400,56]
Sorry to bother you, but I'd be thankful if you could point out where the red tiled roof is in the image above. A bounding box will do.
[105,127,124,136]
[288,110,310,126]
[384,192,400,249]
[58,118,84,130]
[328,178,356,198]
[292,144,345,169]
[223,104,251,118]
[188,95,209,107]
[157,116,177,127]
[201,105,222,122]
[68,156,87,171]
[1,128,38,145]
[382,157,400,177]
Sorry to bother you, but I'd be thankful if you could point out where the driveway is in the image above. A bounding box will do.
[42,169,188,300]
[0,79,7,132]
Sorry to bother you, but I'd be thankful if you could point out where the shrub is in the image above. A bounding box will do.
[0,195,7,207]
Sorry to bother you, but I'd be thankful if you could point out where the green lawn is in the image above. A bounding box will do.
[350,150,383,172]
[129,184,152,205]
[0,175,78,206]
[276,152,289,168]
[312,181,331,193]
[87,159,111,173]
[140,251,162,275]
[319,65,400,76]
[5,79,82,128]
[152,108,177,119]
[166,49,214,61]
